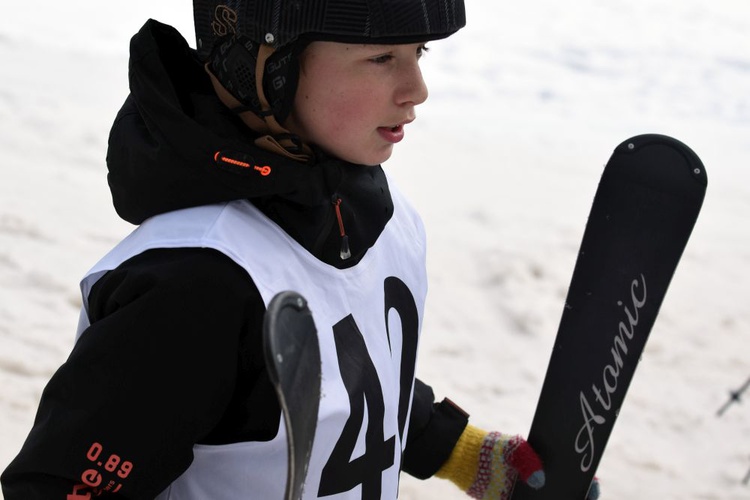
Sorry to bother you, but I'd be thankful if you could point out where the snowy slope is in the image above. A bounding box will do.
[1,1,749,499]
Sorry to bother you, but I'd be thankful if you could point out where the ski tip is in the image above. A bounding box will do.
[269,290,310,313]
[262,290,319,387]
[614,133,707,188]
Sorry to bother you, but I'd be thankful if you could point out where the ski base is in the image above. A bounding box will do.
[511,134,707,499]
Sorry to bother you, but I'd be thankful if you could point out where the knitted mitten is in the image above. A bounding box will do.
[435,424,544,499]
[436,424,602,499]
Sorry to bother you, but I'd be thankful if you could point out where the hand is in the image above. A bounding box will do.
[436,425,544,499]
[436,425,601,500]
[469,432,544,499]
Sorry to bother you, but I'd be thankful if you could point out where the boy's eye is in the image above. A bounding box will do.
[368,45,429,64]
[370,54,394,64]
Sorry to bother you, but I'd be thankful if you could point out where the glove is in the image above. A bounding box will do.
[435,424,602,500]
[435,424,544,499]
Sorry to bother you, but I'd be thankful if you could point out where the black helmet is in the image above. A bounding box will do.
[194,0,465,141]
[194,0,466,58]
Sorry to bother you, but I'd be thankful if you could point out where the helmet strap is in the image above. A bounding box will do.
[205,42,312,163]
[254,44,286,136]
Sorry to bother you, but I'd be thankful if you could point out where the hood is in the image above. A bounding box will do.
[106,20,393,267]
[107,19,338,224]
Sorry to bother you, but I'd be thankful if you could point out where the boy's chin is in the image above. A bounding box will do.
[320,142,394,167]
[346,150,394,167]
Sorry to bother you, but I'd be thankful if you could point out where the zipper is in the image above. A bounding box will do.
[332,196,351,260]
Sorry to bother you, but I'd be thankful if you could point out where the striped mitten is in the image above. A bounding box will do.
[436,424,601,499]
[435,424,545,499]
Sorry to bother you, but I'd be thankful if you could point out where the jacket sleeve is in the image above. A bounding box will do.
[0,247,266,499]
[402,378,470,479]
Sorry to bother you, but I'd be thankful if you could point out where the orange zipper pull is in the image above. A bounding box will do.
[332,197,351,260]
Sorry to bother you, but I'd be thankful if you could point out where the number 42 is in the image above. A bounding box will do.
[318,278,419,499]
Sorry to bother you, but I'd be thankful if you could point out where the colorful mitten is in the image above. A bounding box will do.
[435,424,544,499]
[436,424,602,499]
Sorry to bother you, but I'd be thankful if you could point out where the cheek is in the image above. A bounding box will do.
[306,91,372,138]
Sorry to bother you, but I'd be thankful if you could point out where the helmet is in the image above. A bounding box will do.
[193,0,466,140]
[194,0,466,57]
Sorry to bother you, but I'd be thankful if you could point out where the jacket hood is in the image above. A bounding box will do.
[107,19,344,225]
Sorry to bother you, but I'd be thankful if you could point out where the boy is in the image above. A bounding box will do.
[2,1,598,498]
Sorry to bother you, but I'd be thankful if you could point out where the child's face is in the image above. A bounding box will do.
[285,41,429,166]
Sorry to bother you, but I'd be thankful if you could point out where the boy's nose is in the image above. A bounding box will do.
[397,64,429,107]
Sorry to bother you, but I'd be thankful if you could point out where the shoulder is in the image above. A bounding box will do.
[88,247,263,323]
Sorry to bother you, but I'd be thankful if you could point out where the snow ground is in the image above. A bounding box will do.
[1,1,749,498]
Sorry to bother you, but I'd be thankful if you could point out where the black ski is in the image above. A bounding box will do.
[510,134,707,499]
[263,291,322,500]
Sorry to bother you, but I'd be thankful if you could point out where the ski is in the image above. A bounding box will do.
[510,134,707,499]
[263,291,322,500]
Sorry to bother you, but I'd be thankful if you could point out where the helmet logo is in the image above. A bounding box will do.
[267,52,293,91]
[211,5,238,37]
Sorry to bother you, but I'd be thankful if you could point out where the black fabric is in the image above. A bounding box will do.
[403,380,470,479]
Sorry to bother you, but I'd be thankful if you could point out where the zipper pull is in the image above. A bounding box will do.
[332,197,352,260]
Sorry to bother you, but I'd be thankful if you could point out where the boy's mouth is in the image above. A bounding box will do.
[377,124,405,143]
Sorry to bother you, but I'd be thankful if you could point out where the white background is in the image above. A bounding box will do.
[1,1,749,498]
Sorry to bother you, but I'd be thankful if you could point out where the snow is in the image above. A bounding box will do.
[1,1,749,498]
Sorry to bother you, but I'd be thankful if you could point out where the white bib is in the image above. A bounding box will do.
[78,184,428,500]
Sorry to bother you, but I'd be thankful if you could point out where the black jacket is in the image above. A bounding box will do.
[1,20,467,499]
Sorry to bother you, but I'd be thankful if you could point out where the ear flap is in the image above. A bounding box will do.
[263,41,307,124]
[208,35,306,125]
[208,35,265,116]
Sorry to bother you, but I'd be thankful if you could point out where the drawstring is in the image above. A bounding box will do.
[332,197,351,260]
